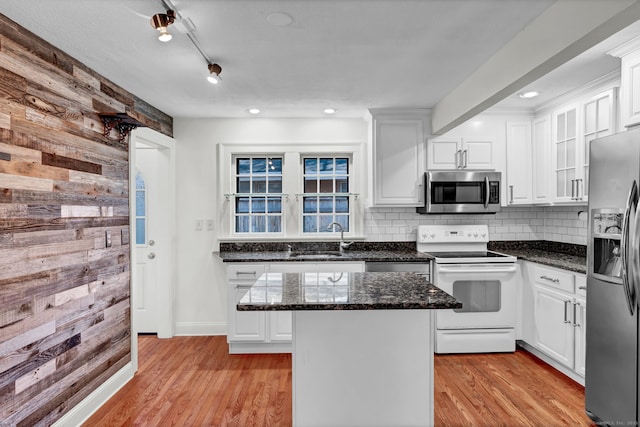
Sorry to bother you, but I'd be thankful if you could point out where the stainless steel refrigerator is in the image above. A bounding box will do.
[586,127,640,424]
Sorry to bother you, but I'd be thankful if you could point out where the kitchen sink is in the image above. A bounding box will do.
[289,251,342,259]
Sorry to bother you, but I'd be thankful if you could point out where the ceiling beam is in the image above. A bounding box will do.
[431,0,640,135]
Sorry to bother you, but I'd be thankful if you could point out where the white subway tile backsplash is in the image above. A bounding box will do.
[363,205,586,245]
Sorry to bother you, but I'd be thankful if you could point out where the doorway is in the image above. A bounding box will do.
[129,128,176,367]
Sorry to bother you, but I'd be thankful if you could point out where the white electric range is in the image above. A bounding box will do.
[417,224,517,354]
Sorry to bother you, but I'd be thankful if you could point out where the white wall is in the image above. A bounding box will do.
[173,116,587,336]
[173,118,368,335]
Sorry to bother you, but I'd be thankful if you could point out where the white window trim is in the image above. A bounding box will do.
[217,142,365,241]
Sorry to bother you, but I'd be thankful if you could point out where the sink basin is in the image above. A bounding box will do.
[289,251,342,259]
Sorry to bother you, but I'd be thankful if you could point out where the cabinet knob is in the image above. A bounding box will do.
[147,252,156,260]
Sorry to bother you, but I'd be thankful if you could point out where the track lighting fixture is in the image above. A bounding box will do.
[207,63,222,84]
[151,10,176,42]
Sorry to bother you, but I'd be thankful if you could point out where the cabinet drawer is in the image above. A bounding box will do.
[575,274,587,297]
[534,265,574,293]
[226,264,266,281]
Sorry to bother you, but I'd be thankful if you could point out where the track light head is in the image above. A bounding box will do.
[207,63,222,84]
[151,10,176,42]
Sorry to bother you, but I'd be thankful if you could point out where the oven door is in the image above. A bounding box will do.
[434,263,517,329]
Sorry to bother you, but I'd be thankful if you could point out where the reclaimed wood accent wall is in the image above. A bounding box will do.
[0,14,173,426]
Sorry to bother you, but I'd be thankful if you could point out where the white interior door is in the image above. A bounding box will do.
[135,147,160,333]
[131,128,175,338]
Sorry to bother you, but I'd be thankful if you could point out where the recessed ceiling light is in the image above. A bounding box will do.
[323,108,336,114]
[248,108,261,115]
[266,12,293,27]
[518,91,540,99]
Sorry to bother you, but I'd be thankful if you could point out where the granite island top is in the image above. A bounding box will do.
[237,271,461,311]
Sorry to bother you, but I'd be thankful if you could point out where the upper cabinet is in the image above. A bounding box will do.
[505,121,533,205]
[609,37,640,129]
[369,109,430,207]
[427,137,495,170]
[546,86,617,204]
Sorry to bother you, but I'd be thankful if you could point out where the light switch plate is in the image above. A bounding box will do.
[206,220,214,231]
[195,220,203,231]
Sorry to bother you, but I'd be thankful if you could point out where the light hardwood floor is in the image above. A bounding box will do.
[84,336,594,426]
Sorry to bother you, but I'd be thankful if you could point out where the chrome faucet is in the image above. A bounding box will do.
[327,222,353,253]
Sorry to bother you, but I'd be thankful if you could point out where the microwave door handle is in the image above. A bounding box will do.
[484,176,490,208]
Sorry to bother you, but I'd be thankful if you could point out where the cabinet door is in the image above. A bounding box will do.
[505,121,532,205]
[534,284,574,368]
[427,138,459,169]
[620,49,640,128]
[573,295,586,377]
[532,116,550,203]
[581,89,616,200]
[372,117,426,206]
[228,287,266,342]
[552,105,578,202]
[268,311,292,342]
[462,138,494,170]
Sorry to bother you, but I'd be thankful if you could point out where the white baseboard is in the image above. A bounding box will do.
[52,362,135,427]
[174,321,227,336]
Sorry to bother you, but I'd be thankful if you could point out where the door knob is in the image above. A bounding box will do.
[147,252,156,259]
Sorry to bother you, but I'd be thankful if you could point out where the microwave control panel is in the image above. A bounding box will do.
[489,181,500,203]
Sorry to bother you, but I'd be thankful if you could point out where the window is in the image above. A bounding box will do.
[234,156,283,233]
[302,157,350,233]
[135,170,146,245]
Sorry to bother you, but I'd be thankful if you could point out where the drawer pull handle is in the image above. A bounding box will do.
[578,286,587,290]
[540,275,560,283]
[236,271,257,277]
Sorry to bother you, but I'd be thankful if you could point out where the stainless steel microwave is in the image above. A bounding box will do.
[416,171,501,214]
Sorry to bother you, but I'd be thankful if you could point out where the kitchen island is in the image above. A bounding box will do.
[237,271,460,427]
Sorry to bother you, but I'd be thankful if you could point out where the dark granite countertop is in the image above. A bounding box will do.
[218,250,432,263]
[489,241,586,274]
[237,271,460,311]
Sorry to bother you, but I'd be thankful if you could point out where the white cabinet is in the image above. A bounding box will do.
[532,115,551,203]
[609,39,640,128]
[226,264,267,344]
[427,137,494,170]
[551,104,579,202]
[521,261,587,380]
[505,121,532,205]
[369,109,429,206]
[550,88,616,203]
[226,261,364,354]
[533,283,575,367]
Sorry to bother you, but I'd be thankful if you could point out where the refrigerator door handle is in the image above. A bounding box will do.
[621,180,638,315]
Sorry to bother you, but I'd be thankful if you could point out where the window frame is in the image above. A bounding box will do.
[232,155,285,235]
[300,155,352,236]
[217,142,364,241]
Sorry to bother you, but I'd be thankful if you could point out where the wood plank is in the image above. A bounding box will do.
[0,160,69,181]
[42,152,101,176]
[0,172,53,192]
[0,142,42,163]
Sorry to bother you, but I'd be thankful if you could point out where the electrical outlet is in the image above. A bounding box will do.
[195,220,203,231]
[206,220,214,231]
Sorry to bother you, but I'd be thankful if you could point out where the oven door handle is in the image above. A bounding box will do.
[437,265,517,274]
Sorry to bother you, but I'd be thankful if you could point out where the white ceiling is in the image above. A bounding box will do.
[1,1,639,120]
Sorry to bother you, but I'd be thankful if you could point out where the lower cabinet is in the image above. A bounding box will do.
[520,261,586,382]
[226,261,364,354]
